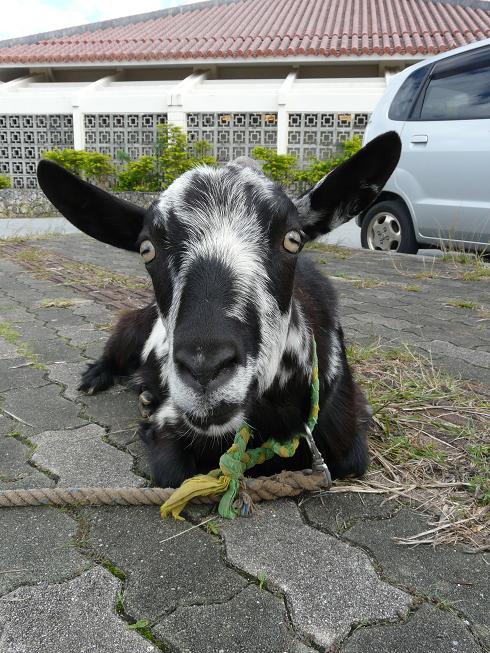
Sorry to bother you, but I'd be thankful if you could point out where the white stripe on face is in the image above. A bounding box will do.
[141,315,168,363]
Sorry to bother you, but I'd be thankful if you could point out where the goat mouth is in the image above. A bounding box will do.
[182,405,243,435]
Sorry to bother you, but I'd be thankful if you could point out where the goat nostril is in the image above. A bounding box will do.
[174,345,239,389]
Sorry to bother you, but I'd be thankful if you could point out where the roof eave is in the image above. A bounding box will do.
[0,53,429,69]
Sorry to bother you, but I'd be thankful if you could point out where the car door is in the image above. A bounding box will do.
[399,46,490,245]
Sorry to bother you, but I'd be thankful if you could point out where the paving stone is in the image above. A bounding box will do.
[31,423,144,487]
[344,509,490,647]
[0,566,156,653]
[0,507,89,596]
[302,492,398,534]
[23,333,84,364]
[2,305,36,323]
[3,383,86,433]
[82,387,141,435]
[0,414,16,436]
[222,500,411,649]
[55,323,107,348]
[0,436,53,489]
[156,584,316,653]
[33,306,89,326]
[46,360,87,400]
[425,340,490,370]
[126,438,152,479]
[85,506,247,622]
[83,339,107,360]
[0,338,17,360]
[72,300,115,323]
[341,604,483,653]
[0,357,48,393]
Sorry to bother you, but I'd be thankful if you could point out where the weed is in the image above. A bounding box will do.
[353,278,384,289]
[403,284,421,292]
[446,300,481,310]
[0,320,45,370]
[40,298,77,309]
[204,520,220,536]
[460,265,490,282]
[102,561,125,582]
[126,619,150,631]
[258,571,267,590]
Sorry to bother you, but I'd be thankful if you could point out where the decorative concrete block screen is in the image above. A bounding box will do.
[287,112,369,164]
[0,114,73,188]
[187,113,278,162]
[84,113,168,160]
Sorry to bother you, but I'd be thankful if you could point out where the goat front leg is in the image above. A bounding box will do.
[79,304,158,394]
[139,420,197,488]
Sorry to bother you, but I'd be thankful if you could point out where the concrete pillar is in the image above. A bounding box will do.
[277,71,297,154]
[71,106,84,149]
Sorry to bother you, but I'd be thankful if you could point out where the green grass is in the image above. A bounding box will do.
[257,571,267,590]
[305,241,353,259]
[403,284,421,292]
[446,300,481,310]
[353,278,384,289]
[0,320,45,370]
[40,298,78,309]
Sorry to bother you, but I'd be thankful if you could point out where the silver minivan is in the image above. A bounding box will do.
[358,38,490,255]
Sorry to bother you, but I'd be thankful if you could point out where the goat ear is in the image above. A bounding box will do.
[37,160,145,251]
[294,131,401,239]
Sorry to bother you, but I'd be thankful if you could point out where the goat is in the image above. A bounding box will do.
[37,131,401,488]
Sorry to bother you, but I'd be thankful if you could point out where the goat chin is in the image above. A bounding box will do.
[180,411,246,438]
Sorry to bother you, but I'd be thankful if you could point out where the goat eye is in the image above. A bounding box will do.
[283,230,303,254]
[139,240,155,263]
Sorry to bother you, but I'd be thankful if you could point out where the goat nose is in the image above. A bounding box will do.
[174,343,238,390]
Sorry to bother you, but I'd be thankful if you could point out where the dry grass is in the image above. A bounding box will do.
[334,342,490,550]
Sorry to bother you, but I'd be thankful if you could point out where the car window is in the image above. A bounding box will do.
[388,65,430,121]
[420,49,490,121]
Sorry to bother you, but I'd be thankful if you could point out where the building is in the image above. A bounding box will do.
[0,0,489,188]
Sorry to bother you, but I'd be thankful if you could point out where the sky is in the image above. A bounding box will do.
[0,0,209,41]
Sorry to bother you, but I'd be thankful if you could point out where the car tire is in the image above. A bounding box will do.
[360,200,418,254]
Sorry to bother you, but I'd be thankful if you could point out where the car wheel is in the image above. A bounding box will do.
[361,200,418,254]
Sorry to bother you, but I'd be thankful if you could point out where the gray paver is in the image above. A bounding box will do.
[0,436,53,489]
[2,383,86,433]
[85,506,248,622]
[0,357,48,393]
[46,360,87,400]
[0,507,89,596]
[341,604,483,653]
[82,387,141,435]
[222,500,411,649]
[156,585,316,653]
[55,323,107,348]
[344,509,490,647]
[0,338,17,360]
[303,492,399,533]
[0,566,156,653]
[31,423,144,487]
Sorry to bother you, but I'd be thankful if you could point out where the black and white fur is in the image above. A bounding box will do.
[37,132,401,488]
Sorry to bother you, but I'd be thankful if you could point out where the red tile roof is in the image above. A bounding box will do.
[0,0,489,64]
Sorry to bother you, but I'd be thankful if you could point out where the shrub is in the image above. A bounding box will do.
[250,147,298,187]
[115,124,217,192]
[42,149,115,187]
[0,175,11,189]
[294,135,363,188]
[251,135,362,191]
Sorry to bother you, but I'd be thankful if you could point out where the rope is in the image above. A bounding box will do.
[0,471,329,508]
